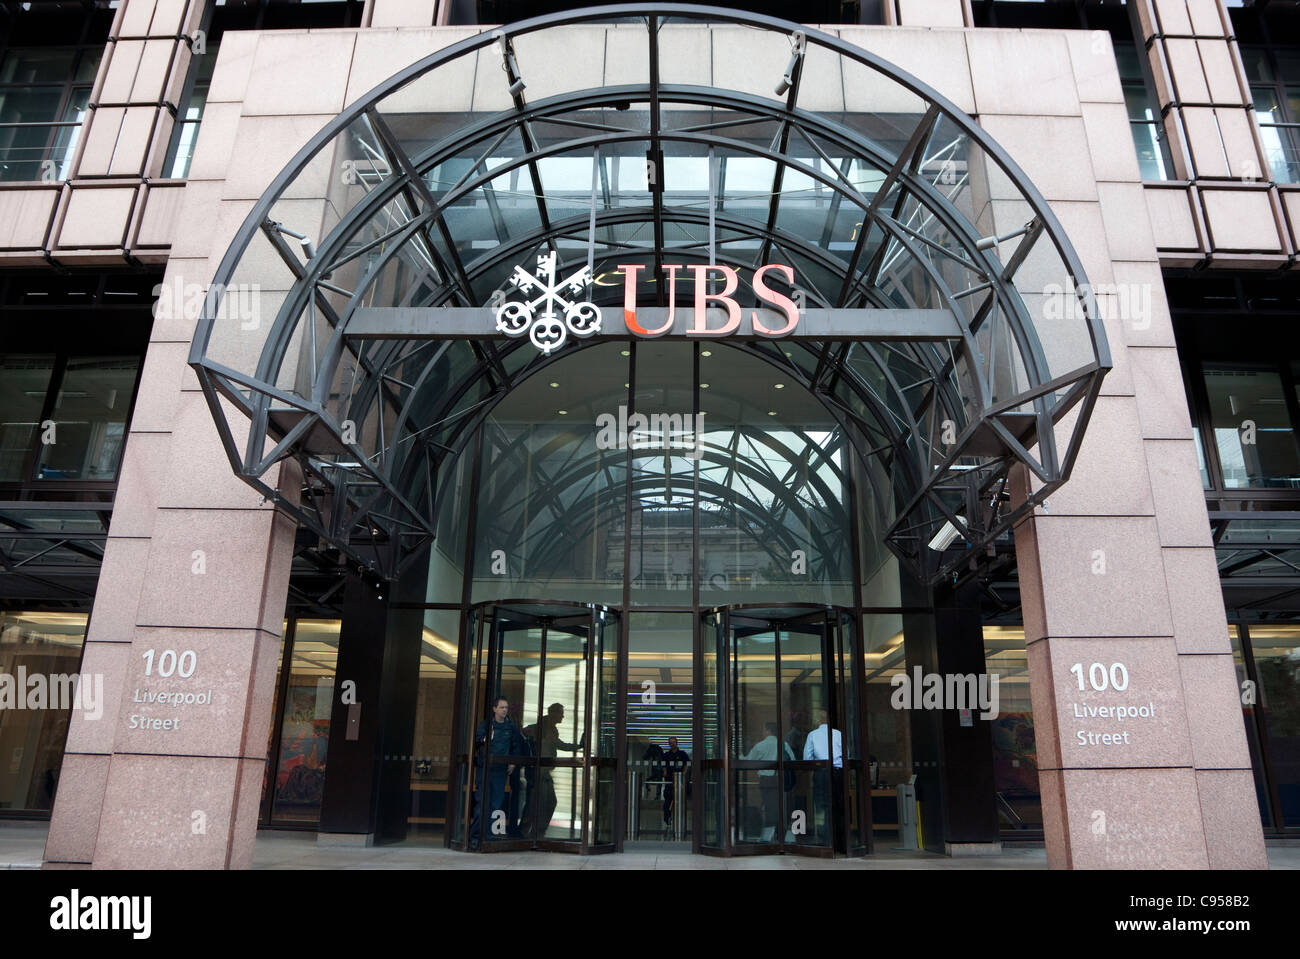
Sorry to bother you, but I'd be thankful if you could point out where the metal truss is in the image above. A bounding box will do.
[190,4,1110,584]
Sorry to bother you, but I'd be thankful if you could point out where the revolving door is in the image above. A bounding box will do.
[450,601,619,854]
[698,605,869,858]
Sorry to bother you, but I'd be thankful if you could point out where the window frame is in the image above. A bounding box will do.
[0,3,110,184]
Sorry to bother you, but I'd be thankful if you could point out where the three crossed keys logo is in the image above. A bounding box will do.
[495,251,602,355]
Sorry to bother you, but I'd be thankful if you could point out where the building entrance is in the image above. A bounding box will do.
[450,601,620,853]
[699,605,865,857]
[452,600,867,857]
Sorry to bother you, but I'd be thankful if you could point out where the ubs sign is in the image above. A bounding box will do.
[495,252,800,355]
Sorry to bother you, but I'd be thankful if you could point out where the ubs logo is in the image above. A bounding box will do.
[495,256,802,355]
[495,251,602,355]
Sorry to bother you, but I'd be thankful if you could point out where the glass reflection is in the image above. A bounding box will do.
[271,619,340,823]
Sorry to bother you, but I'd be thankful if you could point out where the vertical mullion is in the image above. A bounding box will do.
[1239,622,1284,831]
[261,616,298,825]
[580,610,595,851]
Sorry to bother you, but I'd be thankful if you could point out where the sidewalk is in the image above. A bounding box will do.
[2,822,1296,869]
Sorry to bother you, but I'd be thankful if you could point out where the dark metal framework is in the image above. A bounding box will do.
[190,4,1110,586]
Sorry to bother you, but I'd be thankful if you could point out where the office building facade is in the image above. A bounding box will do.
[0,0,1295,868]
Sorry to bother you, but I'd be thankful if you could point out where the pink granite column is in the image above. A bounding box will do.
[43,371,300,869]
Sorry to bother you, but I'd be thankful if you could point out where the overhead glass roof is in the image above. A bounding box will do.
[190,4,1110,583]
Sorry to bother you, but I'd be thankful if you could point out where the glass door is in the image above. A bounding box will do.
[699,605,866,857]
[450,601,619,854]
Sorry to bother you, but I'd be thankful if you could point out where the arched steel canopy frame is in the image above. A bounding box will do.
[189,3,1110,585]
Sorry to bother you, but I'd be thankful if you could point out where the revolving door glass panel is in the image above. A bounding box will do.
[700,605,866,857]
[452,602,619,853]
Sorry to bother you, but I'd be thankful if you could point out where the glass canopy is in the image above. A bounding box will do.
[189,4,1110,584]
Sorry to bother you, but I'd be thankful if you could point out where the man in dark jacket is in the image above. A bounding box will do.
[661,737,691,837]
[469,695,529,848]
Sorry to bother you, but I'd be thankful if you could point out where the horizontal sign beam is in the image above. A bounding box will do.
[346,307,964,342]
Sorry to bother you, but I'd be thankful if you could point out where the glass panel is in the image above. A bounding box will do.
[53,88,91,182]
[0,611,88,812]
[270,619,340,823]
[36,356,140,480]
[698,345,855,605]
[591,609,619,846]
[0,355,54,481]
[629,341,696,606]
[984,625,1042,831]
[407,607,459,840]
[530,764,581,843]
[782,620,832,848]
[1202,365,1300,489]
[0,48,77,84]
[1230,625,1272,828]
[699,612,723,849]
[450,607,484,845]
[733,622,779,847]
[1245,624,1300,827]
[525,623,586,843]
[627,612,694,842]
[469,616,540,845]
[471,342,628,605]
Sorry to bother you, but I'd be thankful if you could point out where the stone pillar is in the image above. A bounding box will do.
[955,17,1269,869]
[43,415,299,869]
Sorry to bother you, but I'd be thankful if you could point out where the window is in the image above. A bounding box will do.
[0,353,140,485]
[164,43,218,179]
[0,611,89,813]
[0,46,99,182]
[1202,364,1300,490]
[1242,46,1300,184]
[1115,42,1172,181]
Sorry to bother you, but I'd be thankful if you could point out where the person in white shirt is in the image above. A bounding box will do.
[743,721,795,841]
[802,708,843,845]
[802,708,844,767]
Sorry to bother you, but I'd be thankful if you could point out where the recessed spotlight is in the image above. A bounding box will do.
[558,410,568,415]
[768,411,777,416]
[701,350,712,357]
[549,382,560,388]
[624,382,630,388]
[620,350,631,356]
[700,383,710,389]
[774,383,785,389]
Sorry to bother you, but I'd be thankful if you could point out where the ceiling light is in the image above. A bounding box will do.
[768,411,777,416]
[557,410,568,415]
[700,383,710,389]
[549,382,560,388]
[621,350,630,356]
[774,383,784,389]
[701,350,712,357]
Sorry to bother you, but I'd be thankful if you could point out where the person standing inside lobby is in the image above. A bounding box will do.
[803,708,844,846]
[469,696,528,849]
[520,702,582,839]
[661,737,691,837]
[744,721,796,841]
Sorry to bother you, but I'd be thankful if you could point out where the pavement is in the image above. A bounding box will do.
[2,821,1297,869]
